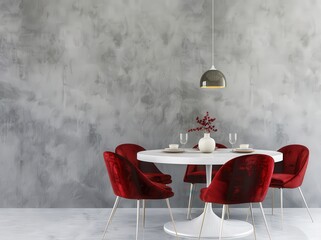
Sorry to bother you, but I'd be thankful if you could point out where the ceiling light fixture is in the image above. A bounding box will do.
[200,0,226,89]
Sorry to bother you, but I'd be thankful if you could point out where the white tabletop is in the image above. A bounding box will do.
[137,148,283,165]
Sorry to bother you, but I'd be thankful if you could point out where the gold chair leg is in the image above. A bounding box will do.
[165,198,178,239]
[136,200,140,240]
[198,203,208,240]
[250,203,257,240]
[101,196,120,240]
[259,202,272,240]
[142,200,146,227]
[298,187,313,222]
[187,183,195,219]
[280,188,283,226]
[272,188,274,215]
[246,205,250,222]
[225,205,230,219]
[219,204,226,240]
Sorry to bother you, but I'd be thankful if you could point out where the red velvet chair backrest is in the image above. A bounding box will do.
[103,151,173,200]
[275,144,309,188]
[186,143,227,173]
[115,143,161,173]
[204,154,274,204]
[103,151,148,199]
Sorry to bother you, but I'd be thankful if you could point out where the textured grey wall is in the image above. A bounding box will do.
[0,0,320,207]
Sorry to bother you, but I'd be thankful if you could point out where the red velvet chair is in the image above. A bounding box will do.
[270,144,313,222]
[102,152,177,240]
[116,143,173,226]
[115,143,172,184]
[198,154,274,240]
[184,143,227,219]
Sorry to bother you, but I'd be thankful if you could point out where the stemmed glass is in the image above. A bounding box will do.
[229,133,237,149]
[180,133,188,150]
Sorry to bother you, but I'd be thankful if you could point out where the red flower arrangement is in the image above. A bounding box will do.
[188,112,217,133]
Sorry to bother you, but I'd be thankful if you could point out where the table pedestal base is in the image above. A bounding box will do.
[164,206,253,239]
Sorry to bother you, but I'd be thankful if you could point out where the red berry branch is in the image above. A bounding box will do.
[188,112,218,133]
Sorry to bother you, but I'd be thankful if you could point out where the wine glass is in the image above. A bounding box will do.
[229,133,237,149]
[180,133,188,150]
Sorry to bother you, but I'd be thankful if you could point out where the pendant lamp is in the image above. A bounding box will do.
[200,0,226,88]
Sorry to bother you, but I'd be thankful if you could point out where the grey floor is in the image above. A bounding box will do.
[0,208,319,240]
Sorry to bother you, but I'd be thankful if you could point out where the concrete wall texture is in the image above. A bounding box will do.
[0,0,320,207]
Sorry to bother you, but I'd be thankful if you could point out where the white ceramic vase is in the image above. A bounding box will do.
[198,133,215,153]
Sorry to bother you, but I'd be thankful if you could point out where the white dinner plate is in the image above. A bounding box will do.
[232,148,255,153]
[163,148,185,153]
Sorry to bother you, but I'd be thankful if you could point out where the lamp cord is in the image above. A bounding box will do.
[211,0,215,68]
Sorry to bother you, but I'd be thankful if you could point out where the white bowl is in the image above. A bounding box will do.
[239,144,250,149]
[169,144,179,149]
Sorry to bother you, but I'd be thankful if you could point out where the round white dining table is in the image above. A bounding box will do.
[137,148,283,239]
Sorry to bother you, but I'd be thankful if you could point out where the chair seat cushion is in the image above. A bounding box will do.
[270,173,295,188]
[145,173,172,184]
[184,170,219,184]
[153,182,172,191]
[140,181,174,200]
[184,171,208,184]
